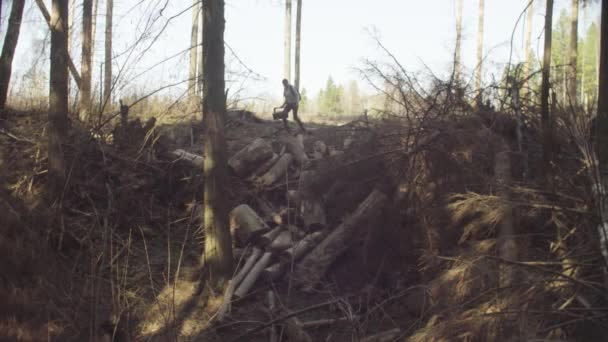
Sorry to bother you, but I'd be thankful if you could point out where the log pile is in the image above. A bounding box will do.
[182,131,389,322]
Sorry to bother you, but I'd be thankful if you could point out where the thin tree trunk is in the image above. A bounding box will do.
[523,0,535,102]
[198,3,204,99]
[596,0,608,166]
[79,0,93,121]
[104,0,113,105]
[455,0,464,84]
[541,0,554,178]
[202,0,233,287]
[569,0,579,107]
[294,0,302,91]
[34,0,82,90]
[475,0,485,104]
[68,0,75,99]
[284,0,292,81]
[0,0,26,113]
[49,0,69,195]
[189,0,199,99]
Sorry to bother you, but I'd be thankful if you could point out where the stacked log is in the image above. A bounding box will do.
[228,138,274,176]
[229,204,271,246]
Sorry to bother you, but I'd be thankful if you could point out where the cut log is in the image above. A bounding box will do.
[269,230,293,251]
[259,226,283,246]
[172,149,204,167]
[217,247,263,322]
[360,328,402,342]
[232,247,263,288]
[234,251,273,299]
[281,231,325,262]
[282,134,308,165]
[267,291,278,342]
[257,153,293,187]
[254,197,283,225]
[300,198,327,231]
[293,189,388,290]
[263,262,285,281]
[248,152,279,180]
[312,140,327,159]
[229,204,271,246]
[228,138,274,176]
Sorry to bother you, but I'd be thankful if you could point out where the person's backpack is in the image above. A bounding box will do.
[290,85,300,102]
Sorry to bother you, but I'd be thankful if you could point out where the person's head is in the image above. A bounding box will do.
[282,79,289,87]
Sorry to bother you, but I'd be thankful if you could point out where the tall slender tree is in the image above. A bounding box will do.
[541,0,554,177]
[198,4,204,99]
[569,0,579,107]
[49,0,70,195]
[596,0,608,167]
[475,0,485,104]
[104,0,113,105]
[455,0,464,84]
[202,0,233,287]
[523,0,535,101]
[294,0,302,91]
[0,0,26,114]
[284,0,292,80]
[79,0,93,121]
[189,0,200,99]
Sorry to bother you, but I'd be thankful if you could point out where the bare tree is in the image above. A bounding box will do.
[596,0,608,166]
[202,0,233,287]
[455,0,464,84]
[79,0,93,121]
[198,3,204,99]
[541,0,554,177]
[49,0,70,194]
[475,0,485,104]
[284,0,292,80]
[0,0,26,113]
[189,0,200,100]
[523,0,535,101]
[294,0,302,91]
[104,0,113,105]
[569,0,579,107]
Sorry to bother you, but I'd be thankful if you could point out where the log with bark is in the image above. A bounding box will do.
[228,138,274,176]
[281,231,325,262]
[172,149,204,167]
[312,140,327,159]
[299,196,327,230]
[247,152,279,180]
[234,251,273,299]
[259,226,283,246]
[282,134,309,165]
[254,197,283,225]
[293,189,388,290]
[269,230,294,251]
[257,153,293,187]
[229,204,271,246]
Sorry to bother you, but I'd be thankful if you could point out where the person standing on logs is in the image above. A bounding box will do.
[276,79,306,133]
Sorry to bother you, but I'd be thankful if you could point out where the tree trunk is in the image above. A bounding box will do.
[294,0,302,91]
[189,0,199,100]
[34,0,82,90]
[495,150,516,286]
[596,0,608,166]
[49,0,70,196]
[541,0,554,179]
[284,0,292,80]
[455,0,464,84]
[293,189,387,290]
[79,0,93,121]
[475,0,485,104]
[198,3,204,100]
[569,0,579,107]
[104,0,113,106]
[202,0,233,287]
[523,0,534,102]
[0,0,26,113]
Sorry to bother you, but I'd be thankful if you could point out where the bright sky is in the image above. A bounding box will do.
[0,0,602,105]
